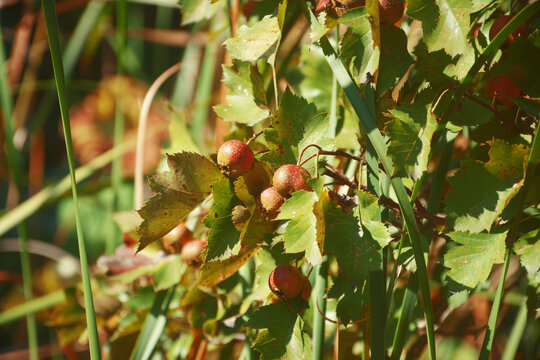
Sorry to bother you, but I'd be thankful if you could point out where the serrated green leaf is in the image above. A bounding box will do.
[214,62,270,125]
[322,192,381,282]
[249,301,309,360]
[444,231,507,288]
[385,104,437,179]
[339,8,379,84]
[356,190,391,248]
[199,209,275,287]
[514,229,540,285]
[328,276,364,325]
[407,0,473,57]
[204,178,242,261]
[445,141,529,233]
[262,89,333,168]
[137,153,223,251]
[276,190,325,265]
[224,15,281,63]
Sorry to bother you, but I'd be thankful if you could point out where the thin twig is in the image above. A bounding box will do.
[135,62,181,210]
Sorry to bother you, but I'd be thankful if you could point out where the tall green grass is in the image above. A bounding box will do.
[0,16,38,360]
[41,0,101,358]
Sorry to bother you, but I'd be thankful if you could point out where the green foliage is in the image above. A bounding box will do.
[444,231,507,288]
[6,0,540,359]
[514,229,540,285]
[214,62,270,125]
[445,141,529,233]
[137,152,223,251]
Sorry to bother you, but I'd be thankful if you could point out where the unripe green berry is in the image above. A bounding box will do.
[217,140,255,178]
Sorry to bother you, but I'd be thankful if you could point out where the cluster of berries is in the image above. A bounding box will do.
[217,139,312,219]
[217,139,312,301]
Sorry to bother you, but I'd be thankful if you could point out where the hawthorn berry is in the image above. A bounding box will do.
[489,15,527,44]
[485,74,520,107]
[162,223,193,254]
[379,0,404,25]
[272,164,311,197]
[242,161,270,196]
[217,140,255,178]
[268,264,312,301]
[259,186,285,219]
[181,239,206,265]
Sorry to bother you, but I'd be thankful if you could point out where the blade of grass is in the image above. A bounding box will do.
[152,6,173,77]
[0,124,164,238]
[41,1,101,358]
[364,82,386,360]
[0,290,66,326]
[390,275,418,360]
[107,0,128,255]
[239,258,256,360]
[479,123,540,360]
[501,297,528,360]
[312,256,329,360]
[190,24,220,146]
[299,10,437,359]
[29,0,107,136]
[0,18,38,360]
[130,286,177,360]
[170,23,202,107]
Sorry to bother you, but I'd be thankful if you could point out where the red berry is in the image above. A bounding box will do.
[181,239,206,265]
[272,164,311,197]
[489,15,527,44]
[217,140,255,178]
[485,74,520,108]
[242,161,270,196]
[260,186,285,219]
[162,223,193,254]
[379,0,404,25]
[268,264,312,300]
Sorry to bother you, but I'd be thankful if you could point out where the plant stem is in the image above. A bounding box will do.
[312,256,329,360]
[501,298,528,360]
[0,17,38,360]
[41,1,101,358]
[108,0,128,255]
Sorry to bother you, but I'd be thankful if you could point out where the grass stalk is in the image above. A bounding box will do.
[107,0,128,255]
[363,83,386,360]
[312,256,329,360]
[130,286,177,360]
[29,0,107,136]
[501,298,528,360]
[479,123,540,359]
[41,1,101,357]
[190,28,219,145]
[0,290,66,326]
[0,17,39,360]
[389,275,418,360]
